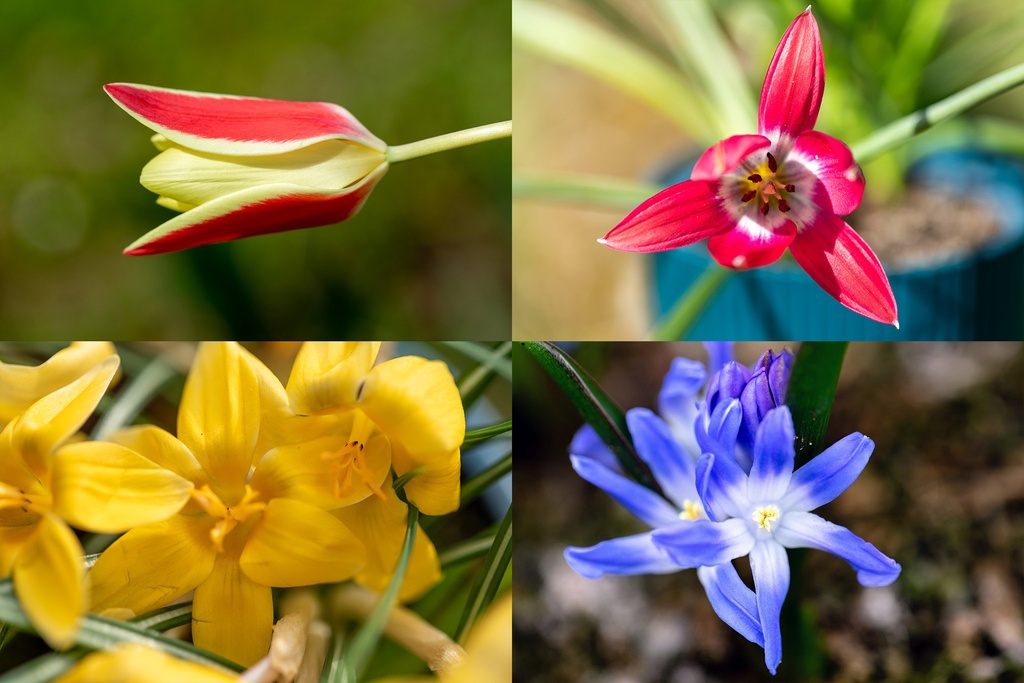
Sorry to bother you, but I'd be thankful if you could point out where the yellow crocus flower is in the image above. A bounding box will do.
[0,354,192,649]
[54,644,239,683]
[88,343,367,666]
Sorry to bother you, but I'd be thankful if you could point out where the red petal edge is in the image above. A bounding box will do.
[600,180,733,253]
[758,8,824,140]
[789,212,899,327]
[789,130,864,215]
[707,216,796,270]
[691,135,772,182]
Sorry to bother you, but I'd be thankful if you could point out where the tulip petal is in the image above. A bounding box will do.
[52,442,191,533]
[11,356,120,479]
[600,180,732,252]
[193,549,274,666]
[651,518,754,568]
[781,433,874,512]
[570,455,679,529]
[286,342,381,414]
[124,165,387,255]
[358,356,464,516]
[334,481,441,602]
[104,83,386,155]
[775,511,901,587]
[758,8,824,140]
[707,215,796,270]
[0,343,116,427]
[177,343,261,499]
[697,563,764,646]
[788,131,864,215]
[565,531,679,579]
[746,407,795,503]
[240,498,365,587]
[691,135,772,181]
[789,213,898,326]
[13,515,84,649]
[749,541,790,675]
[627,408,698,508]
[90,515,217,615]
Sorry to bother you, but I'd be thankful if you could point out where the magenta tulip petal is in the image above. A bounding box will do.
[691,135,771,182]
[789,213,899,327]
[124,166,387,255]
[758,8,824,140]
[789,131,864,215]
[600,180,732,252]
[707,216,796,270]
[105,83,386,155]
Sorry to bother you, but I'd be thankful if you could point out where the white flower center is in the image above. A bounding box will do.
[678,499,705,521]
[751,504,781,532]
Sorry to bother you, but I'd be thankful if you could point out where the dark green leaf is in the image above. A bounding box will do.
[463,420,512,446]
[453,504,512,644]
[786,342,848,465]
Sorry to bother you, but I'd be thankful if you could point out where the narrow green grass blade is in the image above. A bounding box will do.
[650,263,731,341]
[456,341,511,411]
[91,355,177,440]
[453,505,512,644]
[440,342,512,382]
[513,172,661,209]
[461,451,511,506]
[440,530,498,568]
[463,420,512,447]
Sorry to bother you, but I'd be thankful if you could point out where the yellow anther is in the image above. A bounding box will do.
[189,484,266,553]
[679,499,705,521]
[752,504,781,531]
[320,440,386,501]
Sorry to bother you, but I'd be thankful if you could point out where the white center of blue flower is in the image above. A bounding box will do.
[751,504,781,532]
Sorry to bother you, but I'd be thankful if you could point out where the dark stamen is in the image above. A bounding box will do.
[766,152,778,173]
[777,199,791,213]
[747,173,762,183]
[741,190,756,203]
[785,184,795,192]
[760,202,770,216]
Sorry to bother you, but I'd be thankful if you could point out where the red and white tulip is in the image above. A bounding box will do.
[105,83,388,255]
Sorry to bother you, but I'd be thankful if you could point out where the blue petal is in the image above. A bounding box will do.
[651,518,753,568]
[775,511,901,587]
[569,424,622,474]
[564,531,680,579]
[706,361,750,413]
[747,407,795,503]
[767,350,793,407]
[694,398,742,460]
[703,342,734,377]
[781,433,874,511]
[695,450,749,521]
[657,357,706,457]
[697,563,764,646]
[570,455,679,528]
[628,408,699,508]
[749,541,790,675]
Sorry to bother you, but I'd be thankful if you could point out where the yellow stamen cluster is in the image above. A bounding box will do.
[0,482,51,517]
[739,152,796,216]
[321,441,386,501]
[752,504,781,531]
[189,484,266,552]
[679,499,705,521]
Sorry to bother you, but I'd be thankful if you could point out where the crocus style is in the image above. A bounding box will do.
[88,343,367,666]
[0,355,192,649]
[601,9,898,327]
[104,83,388,255]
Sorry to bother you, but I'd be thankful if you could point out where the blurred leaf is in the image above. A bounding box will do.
[521,342,663,495]
[463,421,512,447]
[513,172,660,209]
[440,527,499,568]
[786,342,847,464]
[460,451,511,507]
[0,647,89,683]
[513,0,713,137]
[650,263,731,341]
[456,341,512,410]
[454,505,512,645]
[91,354,177,441]
[441,342,512,382]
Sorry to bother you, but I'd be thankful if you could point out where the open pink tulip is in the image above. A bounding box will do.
[601,8,898,327]
[105,83,388,255]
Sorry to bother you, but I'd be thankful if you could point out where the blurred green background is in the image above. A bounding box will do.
[0,0,510,339]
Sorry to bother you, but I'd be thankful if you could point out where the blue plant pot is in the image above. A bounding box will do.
[653,149,1024,340]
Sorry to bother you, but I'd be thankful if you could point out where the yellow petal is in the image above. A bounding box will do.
[358,358,464,512]
[141,141,385,207]
[54,644,239,683]
[0,524,37,576]
[52,441,192,533]
[240,497,365,587]
[178,343,260,499]
[109,424,206,484]
[334,479,441,602]
[13,515,85,649]
[286,342,381,415]
[448,593,512,683]
[12,356,120,478]
[0,343,116,427]
[193,547,274,666]
[90,515,217,615]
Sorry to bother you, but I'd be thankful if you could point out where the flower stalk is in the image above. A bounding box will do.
[650,262,732,341]
[386,121,512,164]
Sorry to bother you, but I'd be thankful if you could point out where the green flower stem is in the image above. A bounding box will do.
[650,262,732,341]
[852,62,1024,163]
[513,172,661,209]
[386,121,511,164]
